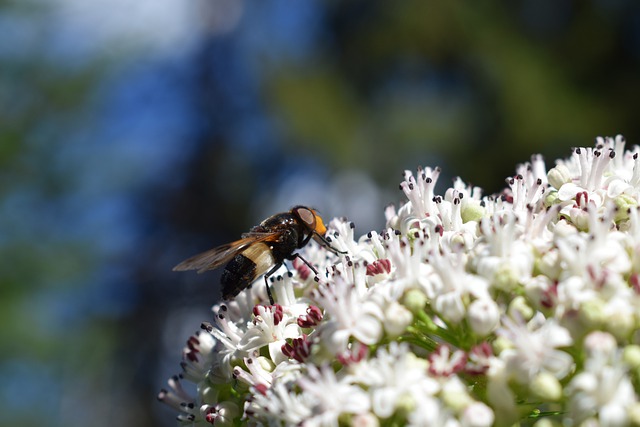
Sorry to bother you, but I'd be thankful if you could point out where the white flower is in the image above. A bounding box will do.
[237,304,302,364]
[245,381,313,425]
[313,264,384,354]
[297,364,371,426]
[427,248,490,323]
[567,358,637,426]
[497,313,573,383]
[474,212,534,292]
[161,134,640,427]
[355,342,439,418]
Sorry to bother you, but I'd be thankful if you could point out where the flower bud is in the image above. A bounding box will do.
[384,302,413,338]
[547,164,572,190]
[403,289,428,314]
[544,190,560,207]
[461,200,485,223]
[623,345,640,369]
[532,419,560,427]
[460,402,495,427]
[614,194,637,221]
[256,356,275,372]
[352,412,380,427]
[208,402,241,427]
[529,372,562,401]
[627,402,640,426]
[508,296,534,322]
[606,310,634,340]
[441,377,473,411]
[579,299,606,329]
[467,298,500,337]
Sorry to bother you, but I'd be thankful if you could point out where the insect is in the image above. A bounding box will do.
[173,206,345,305]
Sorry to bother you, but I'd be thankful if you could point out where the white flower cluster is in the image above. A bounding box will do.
[160,135,640,426]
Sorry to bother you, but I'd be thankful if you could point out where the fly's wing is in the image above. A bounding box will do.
[173,233,281,274]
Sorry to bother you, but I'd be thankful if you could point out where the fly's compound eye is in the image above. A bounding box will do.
[294,206,316,228]
[293,206,328,236]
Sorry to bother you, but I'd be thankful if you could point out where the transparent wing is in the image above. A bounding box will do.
[173,233,279,274]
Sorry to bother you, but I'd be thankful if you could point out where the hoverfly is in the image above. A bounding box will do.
[173,206,345,304]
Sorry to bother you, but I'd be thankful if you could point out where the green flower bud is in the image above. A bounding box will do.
[508,296,534,322]
[623,345,640,369]
[403,289,428,315]
[607,310,634,340]
[461,200,485,223]
[579,299,606,329]
[493,264,519,292]
[544,190,560,207]
[547,164,572,190]
[257,356,275,372]
[628,402,640,426]
[492,336,513,355]
[529,372,562,401]
[614,194,638,222]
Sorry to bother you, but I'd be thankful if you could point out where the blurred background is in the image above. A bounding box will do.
[2,0,640,425]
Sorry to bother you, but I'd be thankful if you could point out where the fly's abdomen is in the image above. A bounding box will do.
[221,242,276,300]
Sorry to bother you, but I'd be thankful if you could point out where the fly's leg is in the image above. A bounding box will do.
[293,253,319,276]
[263,262,283,305]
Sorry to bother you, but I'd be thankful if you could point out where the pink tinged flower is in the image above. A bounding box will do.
[179,329,217,377]
[282,335,312,363]
[465,342,494,375]
[351,412,379,427]
[337,341,369,366]
[293,256,313,281]
[297,305,323,328]
[253,303,284,325]
[539,281,558,309]
[428,345,467,377]
[203,402,241,426]
[238,304,302,364]
[630,273,640,294]
[366,258,392,276]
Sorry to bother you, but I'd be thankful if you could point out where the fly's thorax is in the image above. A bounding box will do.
[257,212,297,230]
